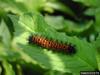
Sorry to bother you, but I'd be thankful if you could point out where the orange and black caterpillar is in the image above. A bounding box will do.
[28,35,76,55]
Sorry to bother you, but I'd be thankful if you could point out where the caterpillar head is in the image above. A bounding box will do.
[28,35,34,44]
[67,45,76,54]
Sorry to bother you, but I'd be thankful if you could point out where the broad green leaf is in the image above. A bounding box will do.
[10,13,98,75]
[2,60,15,75]
[45,16,65,30]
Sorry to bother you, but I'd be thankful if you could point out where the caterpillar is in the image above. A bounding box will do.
[28,35,76,55]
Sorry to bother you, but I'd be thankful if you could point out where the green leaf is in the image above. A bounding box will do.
[0,0,46,14]
[84,8,96,16]
[44,15,65,30]
[22,0,46,11]
[0,0,27,14]
[0,20,11,48]
[92,33,100,70]
[10,12,98,74]
[44,2,76,17]
[0,8,14,37]
[84,7,100,33]
[0,21,21,61]
[64,20,93,35]
[2,60,15,75]
[18,37,97,73]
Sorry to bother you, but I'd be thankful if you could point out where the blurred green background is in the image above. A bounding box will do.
[0,0,100,75]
